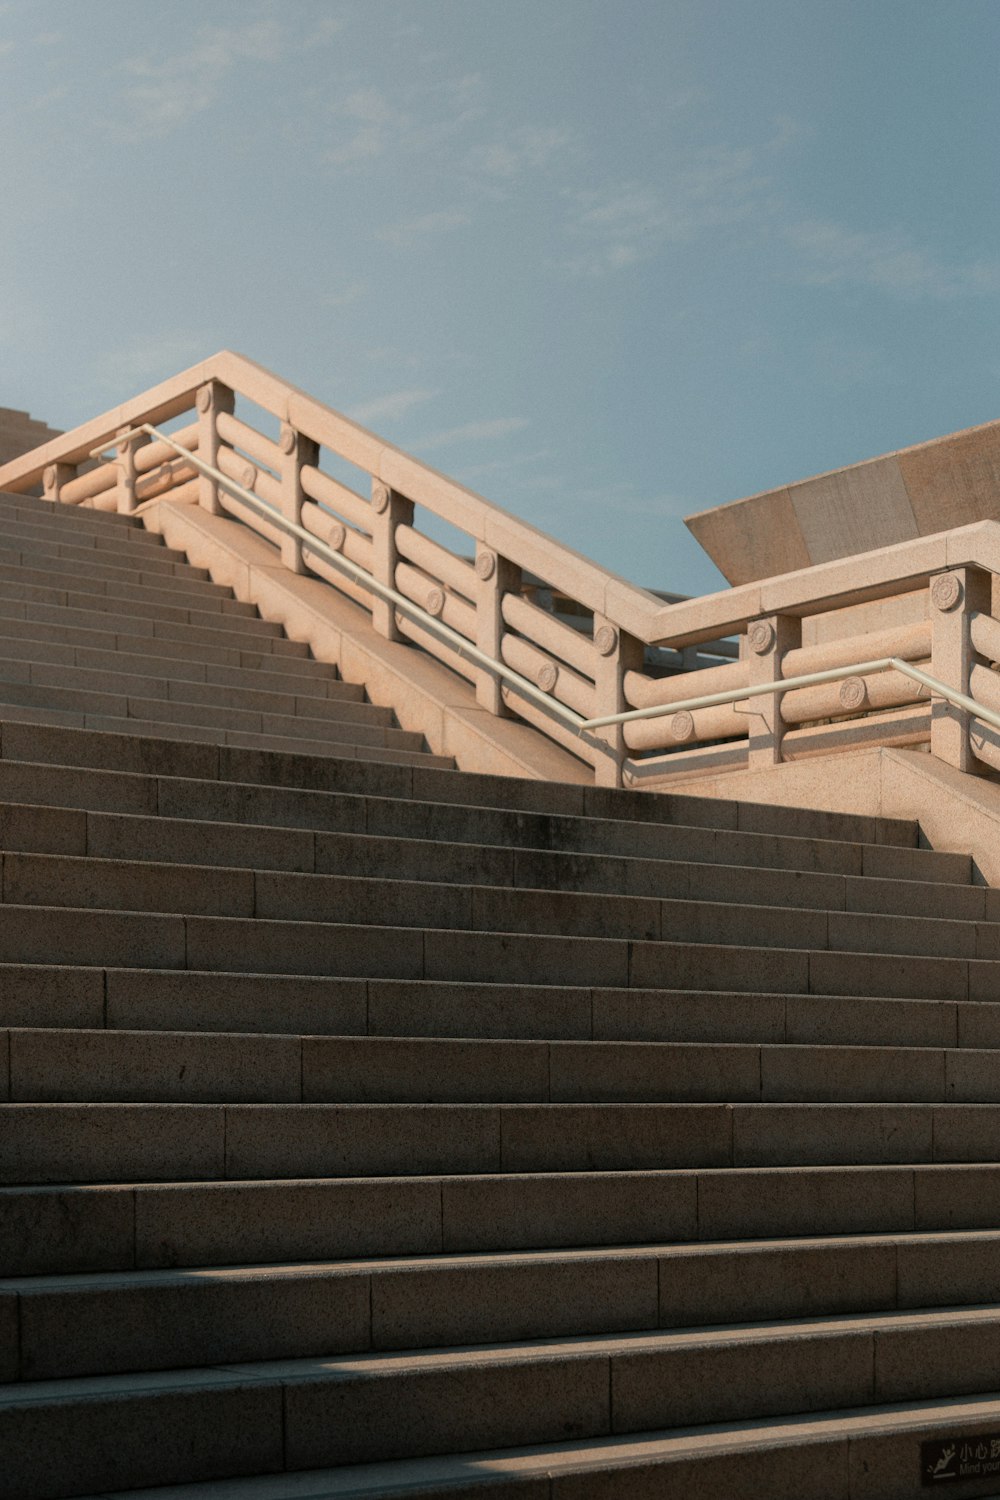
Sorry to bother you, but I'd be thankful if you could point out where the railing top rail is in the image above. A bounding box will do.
[94,421,1000,755]
[3,350,1000,655]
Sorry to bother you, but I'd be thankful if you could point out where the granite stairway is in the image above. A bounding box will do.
[4,498,1000,1498]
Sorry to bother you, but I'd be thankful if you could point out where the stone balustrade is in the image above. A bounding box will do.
[2,351,999,790]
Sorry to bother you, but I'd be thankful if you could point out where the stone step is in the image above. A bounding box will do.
[0,546,232,602]
[7,1306,1000,1494]
[0,607,314,660]
[0,849,988,961]
[8,1162,1000,1277]
[0,520,212,578]
[0,756,965,892]
[11,1027,1000,1106]
[0,629,353,698]
[0,717,928,851]
[0,593,298,652]
[0,707,447,766]
[62,1393,1000,1500]
[8,1098,1000,1184]
[0,490,169,542]
[9,1228,1000,1383]
[0,656,388,726]
[0,568,260,623]
[7,966,995,1053]
[0,803,971,923]
[0,899,990,997]
[0,688,419,749]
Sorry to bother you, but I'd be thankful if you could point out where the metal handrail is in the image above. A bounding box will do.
[581,656,1000,735]
[94,425,1000,751]
[93,425,591,734]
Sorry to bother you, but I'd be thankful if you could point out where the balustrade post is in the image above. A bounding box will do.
[474,545,520,716]
[114,426,149,515]
[278,424,318,574]
[42,462,75,507]
[371,480,413,640]
[930,566,991,773]
[195,380,234,516]
[744,614,801,768]
[591,616,643,788]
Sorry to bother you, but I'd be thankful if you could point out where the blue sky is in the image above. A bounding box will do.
[2,0,999,596]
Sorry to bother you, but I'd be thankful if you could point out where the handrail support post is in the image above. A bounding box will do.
[42,462,75,507]
[931,566,991,773]
[279,424,318,575]
[195,381,234,517]
[371,481,413,640]
[475,546,520,716]
[592,617,644,787]
[745,613,801,768]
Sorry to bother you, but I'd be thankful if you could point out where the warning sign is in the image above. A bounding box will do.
[922,1434,1000,1485]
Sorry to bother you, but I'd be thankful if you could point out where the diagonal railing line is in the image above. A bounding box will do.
[94,424,593,736]
[95,424,1000,748]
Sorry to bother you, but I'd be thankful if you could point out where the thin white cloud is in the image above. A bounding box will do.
[322,281,368,309]
[419,417,529,451]
[348,388,439,425]
[467,124,576,181]
[377,209,471,247]
[93,333,207,394]
[117,14,338,139]
[0,39,13,59]
[323,86,396,167]
[786,219,1000,300]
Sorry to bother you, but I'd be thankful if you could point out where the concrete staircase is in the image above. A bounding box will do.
[5,494,1000,1497]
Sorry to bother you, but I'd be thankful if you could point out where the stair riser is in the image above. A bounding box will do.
[0,610,311,659]
[7,1164,998,1276]
[0,757,967,883]
[0,660,378,723]
[7,1101,1000,1184]
[10,1030,1000,1106]
[10,964,976,1054]
[7,1317,1000,1494]
[0,632,347,697]
[0,683,413,746]
[10,1233,1000,1383]
[0,546,226,597]
[0,900,993,1000]
[0,572,259,622]
[0,804,976,925]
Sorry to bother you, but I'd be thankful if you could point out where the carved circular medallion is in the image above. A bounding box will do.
[43,466,56,490]
[241,461,257,489]
[196,386,212,414]
[670,711,695,742]
[279,428,296,456]
[327,520,346,551]
[475,550,496,580]
[748,621,775,655]
[839,676,868,711]
[931,573,962,612]
[425,588,445,617]
[537,662,558,693]
[594,624,618,657]
[371,482,390,514]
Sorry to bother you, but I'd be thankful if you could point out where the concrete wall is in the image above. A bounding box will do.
[686,416,1000,585]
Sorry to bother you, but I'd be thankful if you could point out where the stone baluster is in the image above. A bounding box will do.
[745,614,801,768]
[114,426,148,515]
[371,480,413,640]
[42,462,75,507]
[930,566,991,773]
[474,545,521,716]
[591,616,644,787]
[278,424,318,574]
[194,380,234,516]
